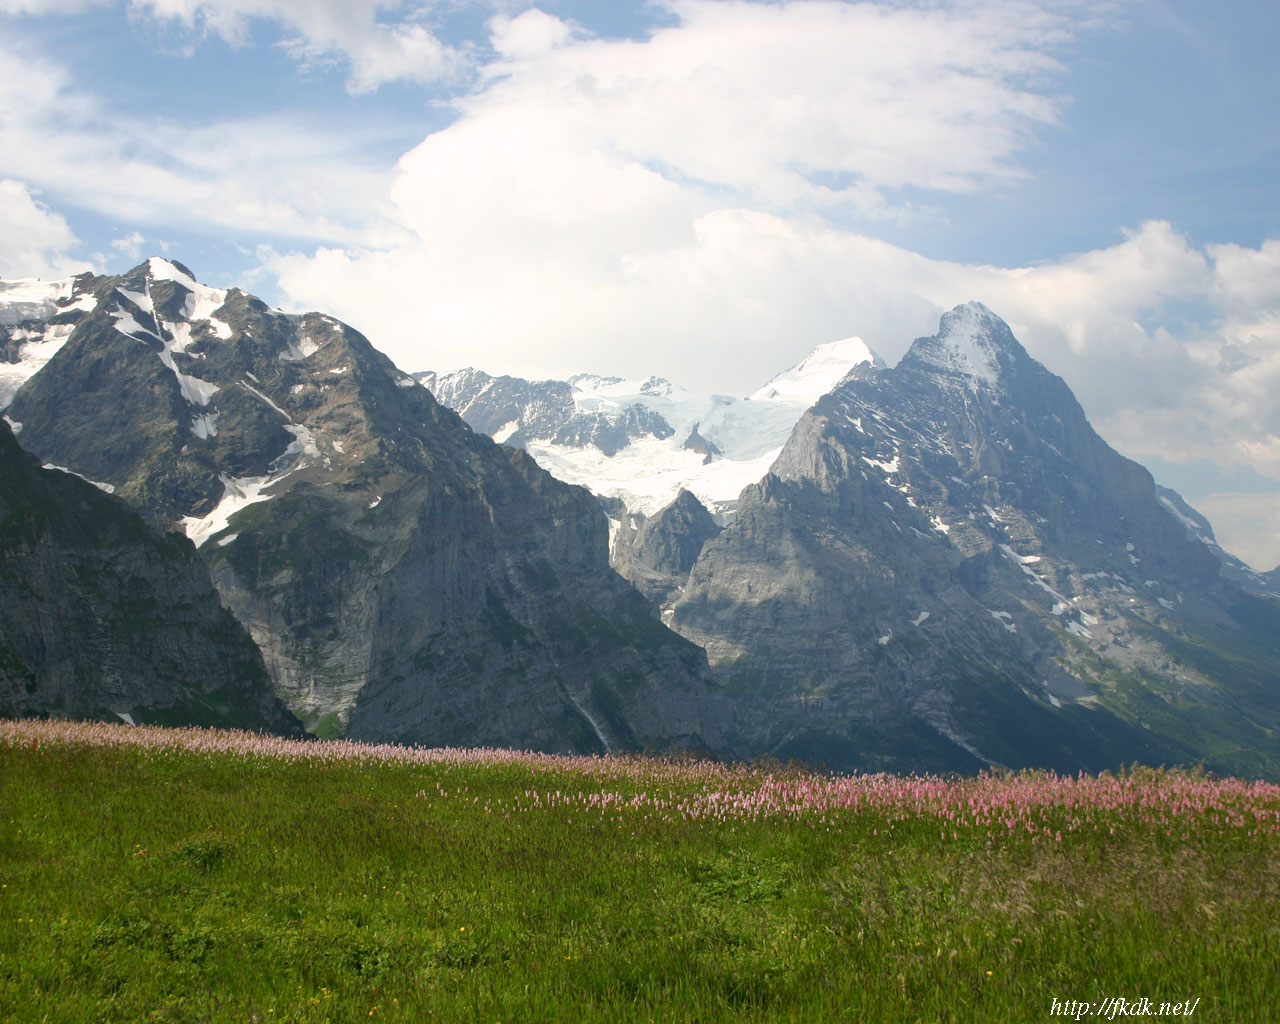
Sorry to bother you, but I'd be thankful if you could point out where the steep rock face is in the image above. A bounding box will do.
[672,304,1280,777]
[612,489,723,608]
[3,259,732,754]
[0,419,297,731]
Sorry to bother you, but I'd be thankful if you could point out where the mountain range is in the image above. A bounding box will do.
[0,259,730,754]
[422,303,1280,777]
[3,260,1278,777]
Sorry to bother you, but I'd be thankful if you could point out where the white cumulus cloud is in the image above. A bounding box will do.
[0,179,92,278]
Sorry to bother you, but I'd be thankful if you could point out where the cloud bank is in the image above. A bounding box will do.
[2,0,1277,566]
[262,7,1279,488]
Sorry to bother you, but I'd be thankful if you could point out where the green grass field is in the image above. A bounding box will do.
[2,719,1278,1023]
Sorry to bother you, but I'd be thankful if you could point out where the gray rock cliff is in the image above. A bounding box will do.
[0,418,297,732]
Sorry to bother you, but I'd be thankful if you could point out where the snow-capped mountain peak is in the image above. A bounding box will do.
[421,334,886,519]
[904,301,1017,387]
[748,336,879,402]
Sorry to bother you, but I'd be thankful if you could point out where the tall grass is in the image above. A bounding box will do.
[2,718,1277,1022]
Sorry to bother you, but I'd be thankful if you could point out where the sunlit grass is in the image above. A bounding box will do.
[2,718,1277,1022]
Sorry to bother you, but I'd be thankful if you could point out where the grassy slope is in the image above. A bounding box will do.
[1,724,1278,1023]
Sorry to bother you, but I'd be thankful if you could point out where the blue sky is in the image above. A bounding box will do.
[2,0,1279,568]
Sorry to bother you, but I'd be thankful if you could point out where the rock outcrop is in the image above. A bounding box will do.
[0,418,297,732]
[612,489,723,609]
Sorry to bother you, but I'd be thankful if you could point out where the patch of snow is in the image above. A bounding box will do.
[863,455,899,474]
[1158,494,1204,533]
[1157,597,1175,611]
[492,419,520,444]
[182,473,277,548]
[147,259,232,338]
[1065,620,1094,639]
[115,712,136,726]
[2,415,20,434]
[118,279,224,409]
[911,611,930,626]
[272,423,323,473]
[110,308,158,340]
[65,292,98,313]
[999,544,1041,565]
[368,496,381,509]
[190,309,231,341]
[877,632,892,646]
[332,440,345,453]
[216,533,238,547]
[279,336,320,362]
[525,434,783,518]
[160,348,219,406]
[117,287,153,314]
[396,376,417,387]
[238,379,290,419]
[328,366,349,375]
[1001,544,1070,605]
[41,463,115,493]
[191,412,218,439]
[988,610,1017,633]
[930,515,950,535]
[146,257,194,288]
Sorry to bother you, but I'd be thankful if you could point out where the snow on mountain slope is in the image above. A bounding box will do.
[423,336,880,517]
[0,275,99,409]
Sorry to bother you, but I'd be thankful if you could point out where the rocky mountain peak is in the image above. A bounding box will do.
[3,258,733,755]
[901,301,1024,387]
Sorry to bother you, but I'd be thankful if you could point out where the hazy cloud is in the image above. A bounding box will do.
[127,0,466,92]
[1194,491,1280,572]
[0,179,93,278]
[0,46,398,244]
